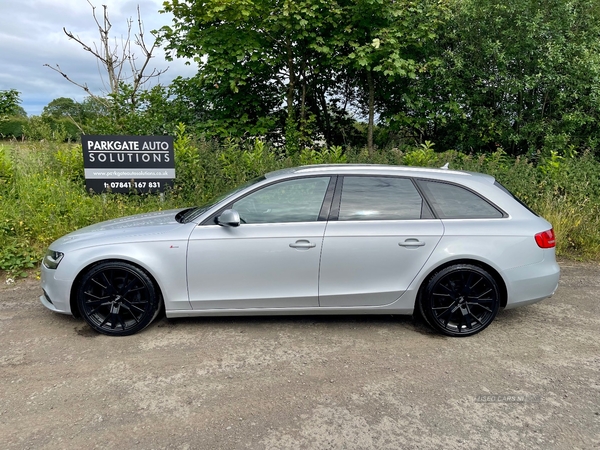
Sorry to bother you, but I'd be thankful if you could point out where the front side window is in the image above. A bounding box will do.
[418,180,503,219]
[232,177,330,224]
[338,176,423,221]
[183,176,266,222]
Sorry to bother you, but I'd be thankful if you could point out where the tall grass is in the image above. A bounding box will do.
[1,137,599,277]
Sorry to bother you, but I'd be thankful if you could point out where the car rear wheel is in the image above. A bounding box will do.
[77,261,160,336]
[419,264,500,337]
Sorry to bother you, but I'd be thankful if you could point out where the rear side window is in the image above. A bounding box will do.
[338,176,423,220]
[417,180,503,219]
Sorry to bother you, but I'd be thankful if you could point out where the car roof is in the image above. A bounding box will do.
[265,164,496,184]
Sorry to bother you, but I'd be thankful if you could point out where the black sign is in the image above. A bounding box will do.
[82,135,175,193]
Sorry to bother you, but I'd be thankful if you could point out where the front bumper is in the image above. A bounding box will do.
[39,263,73,315]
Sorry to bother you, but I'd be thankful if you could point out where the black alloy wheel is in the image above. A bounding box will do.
[419,264,501,337]
[77,261,160,336]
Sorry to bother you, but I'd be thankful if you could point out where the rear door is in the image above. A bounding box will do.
[319,176,444,307]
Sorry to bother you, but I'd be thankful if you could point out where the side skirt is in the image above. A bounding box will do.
[166,306,414,318]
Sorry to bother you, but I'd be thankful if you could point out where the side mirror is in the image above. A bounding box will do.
[217,209,241,227]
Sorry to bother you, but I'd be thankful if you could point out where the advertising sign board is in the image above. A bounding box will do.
[81,135,175,193]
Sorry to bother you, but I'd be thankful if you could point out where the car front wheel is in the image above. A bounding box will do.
[419,264,501,337]
[77,261,161,336]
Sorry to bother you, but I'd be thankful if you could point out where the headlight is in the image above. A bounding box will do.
[43,250,64,269]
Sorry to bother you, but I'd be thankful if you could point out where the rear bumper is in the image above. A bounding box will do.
[503,258,560,309]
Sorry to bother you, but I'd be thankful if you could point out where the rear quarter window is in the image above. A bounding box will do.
[494,181,539,216]
[417,179,504,219]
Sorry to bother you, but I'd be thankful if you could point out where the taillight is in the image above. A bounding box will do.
[535,229,556,248]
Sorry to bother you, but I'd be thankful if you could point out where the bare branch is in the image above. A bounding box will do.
[43,64,111,108]
[62,27,107,64]
[65,113,87,135]
[44,63,92,95]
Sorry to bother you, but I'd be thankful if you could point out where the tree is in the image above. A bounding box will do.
[159,0,347,148]
[42,98,81,118]
[0,89,23,117]
[12,106,27,118]
[158,0,447,151]
[88,84,190,136]
[338,0,448,152]
[45,1,167,111]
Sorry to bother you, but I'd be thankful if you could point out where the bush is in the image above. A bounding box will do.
[0,116,28,139]
[23,116,80,142]
[0,145,13,190]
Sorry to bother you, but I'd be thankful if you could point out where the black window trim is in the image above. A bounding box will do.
[328,174,434,222]
[415,178,508,219]
[200,174,337,226]
[318,176,338,221]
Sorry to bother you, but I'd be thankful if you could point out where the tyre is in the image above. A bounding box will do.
[77,261,161,336]
[419,264,500,337]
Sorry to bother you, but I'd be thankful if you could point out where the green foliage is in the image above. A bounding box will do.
[284,118,301,157]
[53,145,85,182]
[0,116,28,139]
[42,97,80,118]
[173,123,203,199]
[393,0,600,156]
[158,0,448,148]
[29,86,188,140]
[23,116,70,142]
[170,73,282,140]
[24,0,597,156]
[239,139,279,178]
[0,89,22,117]
[403,141,438,166]
[0,145,14,190]
[84,84,191,137]
[0,241,36,278]
[13,0,586,156]
[298,145,347,165]
[218,138,281,185]
[537,146,578,182]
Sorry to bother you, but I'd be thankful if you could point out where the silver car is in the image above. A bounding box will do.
[40,164,560,337]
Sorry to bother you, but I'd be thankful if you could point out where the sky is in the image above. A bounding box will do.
[0,0,197,116]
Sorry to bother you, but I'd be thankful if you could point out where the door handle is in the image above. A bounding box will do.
[398,239,426,248]
[289,240,316,249]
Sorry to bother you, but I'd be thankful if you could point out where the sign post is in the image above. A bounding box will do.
[81,135,175,194]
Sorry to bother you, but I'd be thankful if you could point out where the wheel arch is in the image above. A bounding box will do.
[69,258,165,318]
[416,258,508,309]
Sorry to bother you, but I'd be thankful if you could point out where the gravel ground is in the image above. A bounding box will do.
[1,261,599,449]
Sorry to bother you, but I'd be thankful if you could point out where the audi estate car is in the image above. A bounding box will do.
[40,164,560,337]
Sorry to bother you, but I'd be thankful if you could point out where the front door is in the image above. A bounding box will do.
[187,176,332,310]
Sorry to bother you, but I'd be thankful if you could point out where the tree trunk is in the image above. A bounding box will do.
[300,60,307,124]
[367,69,375,155]
[286,36,295,121]
[317,88,331,146]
